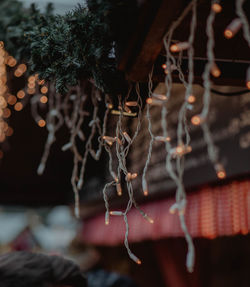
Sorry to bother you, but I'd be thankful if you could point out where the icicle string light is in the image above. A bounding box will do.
[142,69,155,197]
[235,0,250,46]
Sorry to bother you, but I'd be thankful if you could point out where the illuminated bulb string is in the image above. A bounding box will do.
[236,0,250,46]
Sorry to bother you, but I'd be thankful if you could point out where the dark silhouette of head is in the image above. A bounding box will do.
[0,251,87,287]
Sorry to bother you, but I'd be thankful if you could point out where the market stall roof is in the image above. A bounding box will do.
[81,179,250,245]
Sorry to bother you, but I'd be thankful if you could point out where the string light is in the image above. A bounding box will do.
[125,101,137,107]
[41,86,48,94]
[246,66,250,90]
[116,183,122,196]
[123,131,132,143]
[7,94,17,105]
[215,163,226,179]
[38,119,46,127]
[224,18,242,39]
[211,2,222,13]
[17,90,25,99]
[40,95,48,104]
[14,102,23,111]
[38,79,45,85]
[187,94,196,103]
[210,62,221,78]
[155,136,171,142]
[170,41,190,52]
[191,114,204,126]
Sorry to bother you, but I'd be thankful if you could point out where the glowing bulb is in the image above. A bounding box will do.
[125,101,137,107]
[212,3,222,13]
[28,76,36,83]
[116,183,122,196]
[146,98,152,104]
[17,90,25,99]
[162,63,167,69]
[224,18,242,39]
[187,95,196,103]
[14,69,23,77]
[142,179,148,196]
[27,88,36,95]
[170,42,190,53]
[38,119,46,127]
[211,62,221,78]
[28,82,36,89]
[17,64,27,73]
[246,66,250,90]
[129,254,142,265]
[6,127,13,137]
[123,131,132,143]
[155,136,171,142]
[215,163,226,179]
[176,145,184,155]
[40,95,48,104]
[38,79,45,85]
[146,98,164,106]
[191,115,203,126]
[14,102,23,111]
[3,108,11,118]
[152,93,167,101]
[105,211,109,225]
[41,86,48,94]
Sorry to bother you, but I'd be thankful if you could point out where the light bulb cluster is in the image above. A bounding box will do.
[0,42,14,146]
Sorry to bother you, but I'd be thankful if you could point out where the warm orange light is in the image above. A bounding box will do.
[6,56,17,67]
[217,170,226,179]
[211,63,221,78]
[176,145,184,154]
[0,96,6,107]
[27,88,35,95]
[212,3,222,13]
[38,119,46,127]
[38,79,45,85]
[3,108,11,118]
[187,95,196,103]
[28,75,36,83]
[246,66,250,90]
[162,63,167,69]
[0,133,6,143]
[40,95,48,104]
[143,190,148,196]
[224,18,242,39]
[41,86,48,94]
[146,98,153,104]
[17,90,25,99]
[191,115,202,126]
[28,82,36,89]
[18,64,27,73]
[0,41,4,48]
[14,102,23,111]
[14,69,23,77]
[6,127,13,137]
[170,42,190,53]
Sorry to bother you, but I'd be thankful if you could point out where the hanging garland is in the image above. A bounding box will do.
[0,0,131,94]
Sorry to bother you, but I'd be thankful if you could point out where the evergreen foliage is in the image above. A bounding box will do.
[0,0,129,94]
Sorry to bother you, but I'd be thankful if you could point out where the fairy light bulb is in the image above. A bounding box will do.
[187,95,196,104]
[3,108,11,118]
[246,66,250,90]
[116,183,122,196]
[38,79,45,85]
[105,211,109,225]
[215,163,226,179]
[14,102,23,111]
[129,253,142,265]
[125,101,137,107]
[41,86,48,94]
[38,119,46,127]
[224,18,242,39]
[212,3,222,13]
[162,63,167,69]
[191,114,203,126]
[28,75,36,83]
[17,90,25,99]
[211,62,221,78]
[142,178,148,196]
[170,42,190,53]
[40,95,48,104]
